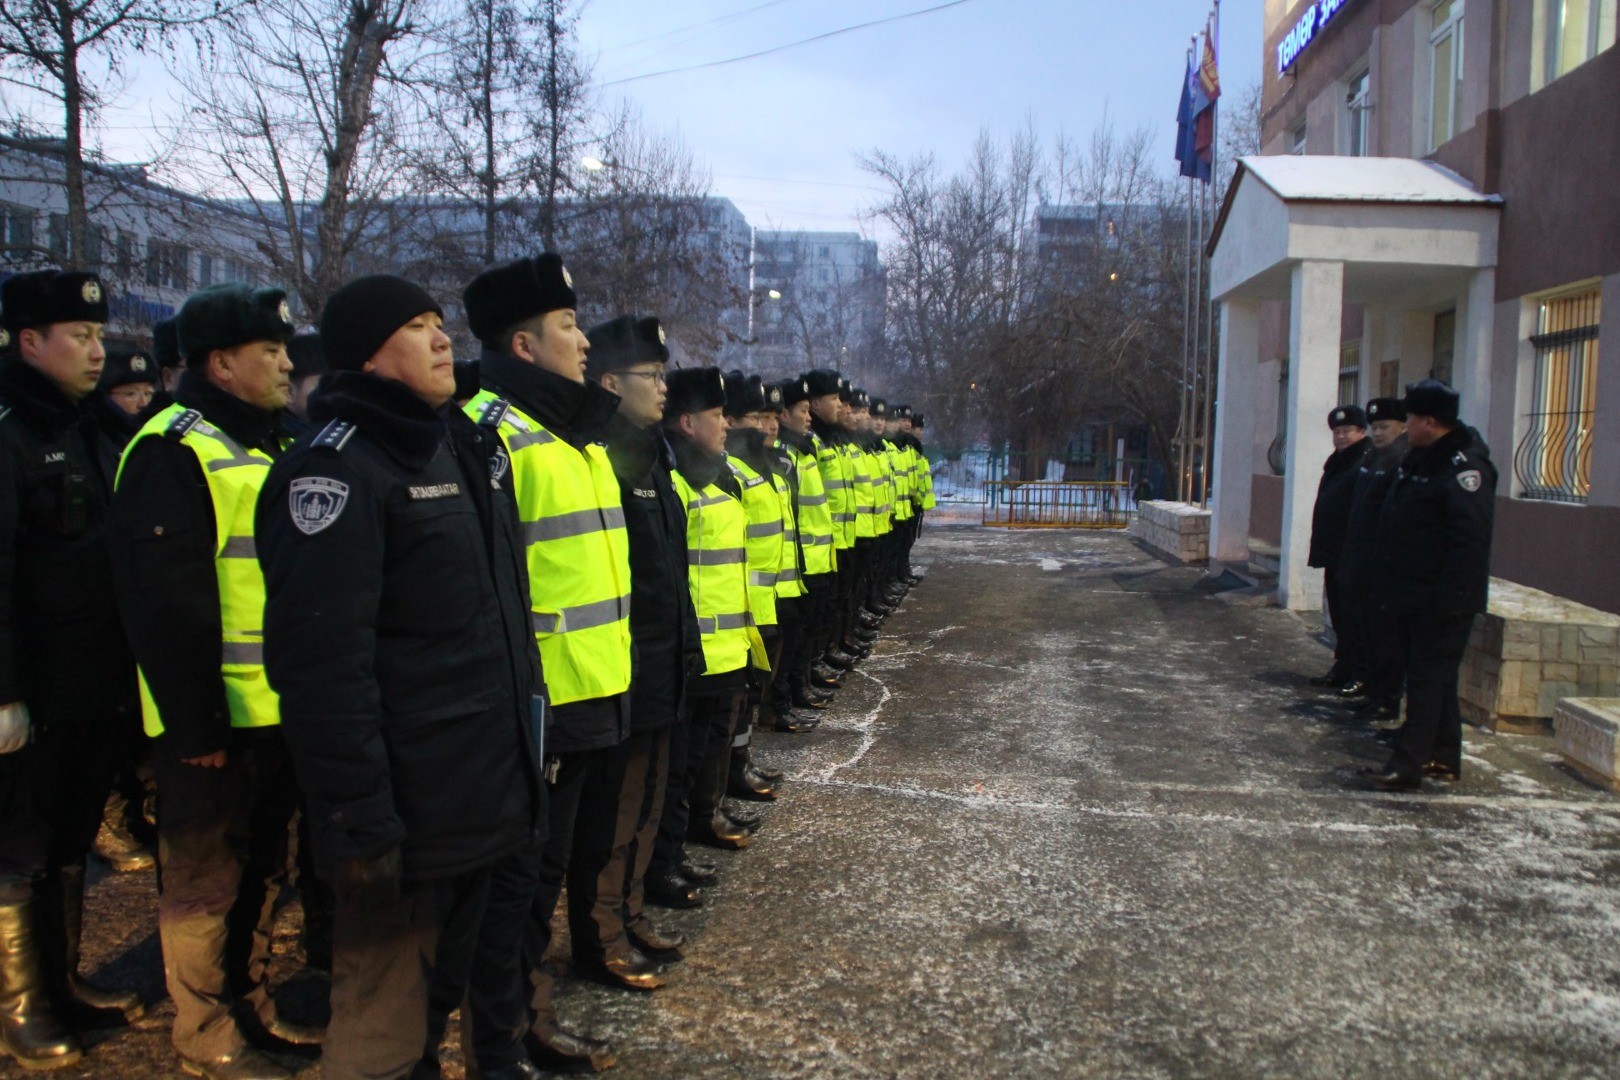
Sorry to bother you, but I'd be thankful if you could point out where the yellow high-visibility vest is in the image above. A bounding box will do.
[769,464,807,599]
[466,390,632,706]
[727,454,782,627]
[671,469,768,675]
[850,442,876,540]
[817,435,856,550]
[787,437,837,576]
[118,404,279,737]
[890,441,914,522]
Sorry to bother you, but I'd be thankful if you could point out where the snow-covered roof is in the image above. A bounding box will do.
[1236,155,1500,205]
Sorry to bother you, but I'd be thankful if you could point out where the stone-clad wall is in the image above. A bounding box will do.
[1461,580,1620,732]
[1555,698,1620,791]
[1128,501,1210,565]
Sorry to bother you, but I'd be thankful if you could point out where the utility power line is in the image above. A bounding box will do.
[597,0,986,87]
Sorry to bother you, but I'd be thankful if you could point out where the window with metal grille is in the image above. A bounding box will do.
[1514,288,1600,503]
[1339,340,1361,405]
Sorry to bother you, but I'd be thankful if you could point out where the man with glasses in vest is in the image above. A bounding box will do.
[462,254,630,1072]
[109,283,312,1080]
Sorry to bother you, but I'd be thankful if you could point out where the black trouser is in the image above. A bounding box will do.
[154,730,299,1061]
[652,683,740,877]
[1389,610,1475,776]
[785,574,834,690]
[899,512,921,575]
[1322,566,1355,673]
[566,727,670,966]
[526,743,620,1034]
[565,741,633,968]
[324,864,493,1080]
[451,840,542,1072]
[0,704,132,889]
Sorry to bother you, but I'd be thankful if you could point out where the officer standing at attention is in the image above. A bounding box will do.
[654,368,767,883]
[1335,397,1409,723]
[461,253,629,1072]
[804,371,858,675]
[0,270,143,1071]
[257,275,543,1080]
[109,283,315,1080]
[1359,380,1495,791]
[574,315,699,990]
[771,377,839,719]
[721,375,793,795]
[150,317,185,413]
[1306,405,1369,692]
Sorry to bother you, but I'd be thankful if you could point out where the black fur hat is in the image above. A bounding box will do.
[463,252,577,350]
[665,367,726,416]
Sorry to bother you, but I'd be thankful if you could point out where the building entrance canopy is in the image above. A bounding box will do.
[1206,155,1501,610]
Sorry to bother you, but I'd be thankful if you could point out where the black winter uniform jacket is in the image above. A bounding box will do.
[1308,438,1370,569]
[0,357,135,725]
[1338,432,1409,591]
[601,414,700,734]
[257,372,542,881]
[1374,425,1497,618]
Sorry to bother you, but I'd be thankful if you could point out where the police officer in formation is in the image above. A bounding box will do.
[1304,379,1496,792]
[109,283,315,1077]
[0,255,933,1078]
[0,270,144,1071]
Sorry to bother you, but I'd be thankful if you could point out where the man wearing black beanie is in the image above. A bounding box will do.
[109,281,305,1079]
[256,275,544,1080]
[461,254,627,1073]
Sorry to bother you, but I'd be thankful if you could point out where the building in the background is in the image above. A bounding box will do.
[749,230,886,384]
[0,133,286,346]
[1208,0,1619,614]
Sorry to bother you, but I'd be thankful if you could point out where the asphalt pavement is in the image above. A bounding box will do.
[26,525,1620,1078]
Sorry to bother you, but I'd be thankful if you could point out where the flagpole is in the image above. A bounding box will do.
[1199,0,1222,507]
[1176,40,1196,503]
[1190,131,1205,504]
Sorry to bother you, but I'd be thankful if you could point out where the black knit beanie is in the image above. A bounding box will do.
[320,275,444,371]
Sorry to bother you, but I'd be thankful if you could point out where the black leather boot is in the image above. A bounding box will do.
[728,747,777,801]
[53,864,144,1024]
[91,792,155,873]
[0,891,82,1070]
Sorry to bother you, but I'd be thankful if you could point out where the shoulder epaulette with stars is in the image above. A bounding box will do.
[477,398,510,429]
[313,419,357,451]
[164,409,204,440]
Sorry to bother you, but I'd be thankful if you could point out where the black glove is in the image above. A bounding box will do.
[683,651,707,679]
[335,847,402,916]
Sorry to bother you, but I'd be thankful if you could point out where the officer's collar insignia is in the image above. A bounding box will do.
[489,444,510,484]
[289,476,349,535]
[1457,469,1482,492]
[82,279,102,303]
[1452,451,1467,466]
[130,355,148,372]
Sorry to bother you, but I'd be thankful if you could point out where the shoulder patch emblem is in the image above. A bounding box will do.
[1457,469,1482,492]
[289,477,349,535]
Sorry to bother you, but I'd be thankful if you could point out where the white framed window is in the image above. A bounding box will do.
[1428,0,1466,151]
[1546,0,1618,81]
[1289,119,1308,155]
[1344,69,1372,156]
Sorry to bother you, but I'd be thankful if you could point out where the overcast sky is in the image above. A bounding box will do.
[69,0,1262,241]
[574,0,1263,235]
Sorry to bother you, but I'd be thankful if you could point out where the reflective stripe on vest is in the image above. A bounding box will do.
[672,470,757,675]
[118,403,279,737]
[727,455,782,626]
[466,390,632,706]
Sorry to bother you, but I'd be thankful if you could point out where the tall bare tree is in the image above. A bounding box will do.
[0,0,239,268]
[178,0,425,315]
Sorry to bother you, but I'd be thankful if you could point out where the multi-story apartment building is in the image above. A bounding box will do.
[0,134,285,347]
[749,230,886,385]
[1207,0,1618,613]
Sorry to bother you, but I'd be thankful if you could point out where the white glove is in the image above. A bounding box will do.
[0,701,31,754]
